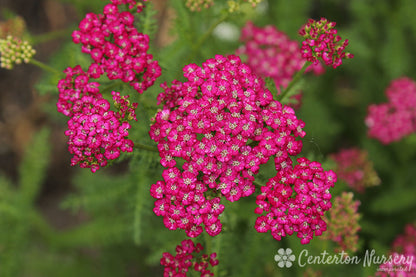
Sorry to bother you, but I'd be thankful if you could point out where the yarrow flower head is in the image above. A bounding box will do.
[375,223,416,277]
[150,54,306,237]
[238,21,324,91]
[330,147,380,193]
[58,0,161,172]
[365,77,416,144]
[160,239,218,277]
[0,35,35,69]
[254,157,336,244]
[237,21,324,108]
[299,17,353,68]
[392,224,416,259]
[71,0,161,93]
[321,192,361,253]
[58,65,136,172]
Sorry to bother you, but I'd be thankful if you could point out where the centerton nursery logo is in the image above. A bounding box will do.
[274,248,414,273]
[274,248,296,268]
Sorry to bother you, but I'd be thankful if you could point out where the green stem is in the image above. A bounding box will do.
[253,181,263,190]
[29,59,63,76]
[204,231,213,255]
[186,13,229,64]
[213,234,222,277]
[278,61,311,101]
[134,142,159,153]
[99,80,126,94]
[31,28,73,45]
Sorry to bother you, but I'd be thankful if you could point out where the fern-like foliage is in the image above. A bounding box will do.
[0,128,51,277]
[137,1,158,40]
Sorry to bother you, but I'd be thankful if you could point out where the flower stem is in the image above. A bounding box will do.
[134,142,159,153]
[29,59,63,76]
[278,61,311,101]
[186,13,229,64]
[213,233,222,277]
[253,180,263,190]
[31,28,73,45]
[204,231,213,255]
[99,80,126,94]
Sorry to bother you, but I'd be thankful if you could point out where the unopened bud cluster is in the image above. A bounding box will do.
[186,0,262,12]
[185,0,214,11]
[0,35,35,69]
[299,17,353,68]
[228,0,262,12]
[321,192,361,253]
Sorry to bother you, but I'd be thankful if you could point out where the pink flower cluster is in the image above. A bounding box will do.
[151,169,225,237]
[65,93,135,172]
[237,21,324,91]
[161,239,218,277]
[150,54,307,237]
[58,64,138,172]
[58,0,162,171]
[254,157,336,244]
[330,147,380,193]
[59,65,136,172]
[71,0,161,93]
[57,65,101,117]
[299,17,353,68]
[321,192,361,253]
[376,223,416,277]
[365,77,416,144]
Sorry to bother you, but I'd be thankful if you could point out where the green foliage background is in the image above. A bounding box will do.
[1,0,416,276]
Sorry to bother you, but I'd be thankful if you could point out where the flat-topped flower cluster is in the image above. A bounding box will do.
[237,21,324,92]
[71,0,160,93]
[58,0,161,172]
[255,157,336,244]
[161,239,218,277]
[150,54,336,242]
[366,77,416,144]
[330,147,380,193]
[299,18,353,68]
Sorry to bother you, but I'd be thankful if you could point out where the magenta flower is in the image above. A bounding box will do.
[330,147,380,193]
[150,54,306,237]
[375,223,416,277]
[237,21,324,90]
[161,239,218,277]
[299,17,353,68]
[71,0,160,94]
[366,77,416,144]
[254,157,336,244]
[65,92,135,173]
[58,0,161,172]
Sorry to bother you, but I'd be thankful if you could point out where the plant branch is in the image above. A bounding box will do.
[186,13,229,64]
[213,233,222,276]
[134,142,159,153]
[253,180,263,190]
[29,59,63,76]
[278,61,311,101]
[31,28,73,45]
